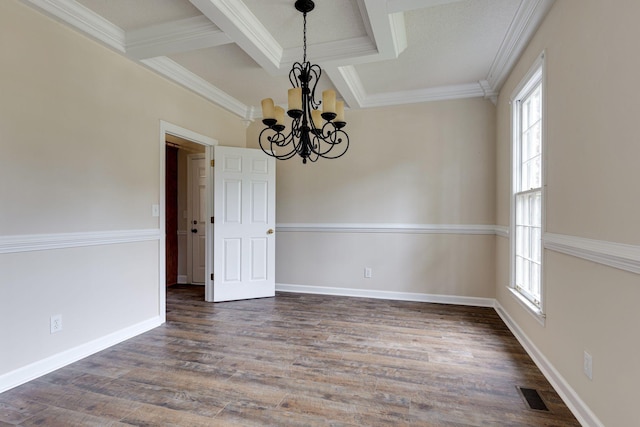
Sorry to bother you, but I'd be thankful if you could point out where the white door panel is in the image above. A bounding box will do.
[213,146,275,302]
[188,155,206,284]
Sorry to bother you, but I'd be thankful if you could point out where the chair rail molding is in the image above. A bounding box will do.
[544,233,640,275]
[276,223,499,235]
[0,229,160,254]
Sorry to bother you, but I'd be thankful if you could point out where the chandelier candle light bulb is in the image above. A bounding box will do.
[311,109,323,129]
[261,98,275,121]
[257,0,349,164]
[322,89,336,118]
[274,106,285,126]
[288,88,302,112]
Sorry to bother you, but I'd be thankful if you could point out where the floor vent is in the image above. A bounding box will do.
[517,387,549,411]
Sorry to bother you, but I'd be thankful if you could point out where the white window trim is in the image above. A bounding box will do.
[509,51,546,324]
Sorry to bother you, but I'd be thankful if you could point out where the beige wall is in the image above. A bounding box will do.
[0,0,245,376]
[248,98,497,297]
[495,1,640,426]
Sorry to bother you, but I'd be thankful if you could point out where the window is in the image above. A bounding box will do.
[511,53,544,314]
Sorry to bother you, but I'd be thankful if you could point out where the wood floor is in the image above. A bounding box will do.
[0,286,580,426]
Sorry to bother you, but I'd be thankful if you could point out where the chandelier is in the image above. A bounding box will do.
[259,0,349,164]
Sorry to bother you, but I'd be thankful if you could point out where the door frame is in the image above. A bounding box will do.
[159,121,217,323]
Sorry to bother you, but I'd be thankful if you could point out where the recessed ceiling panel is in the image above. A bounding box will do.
[243,0,367,49]
[169,44,338,109]
[355,0,520,93]
[76,0,203,31]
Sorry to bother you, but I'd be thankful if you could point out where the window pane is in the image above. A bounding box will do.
[532,226,542,263]
[516,225,525,255]
[516,256,524,285]
[531,263,540,297]
[532,193,541,226]
[522,261,530,291]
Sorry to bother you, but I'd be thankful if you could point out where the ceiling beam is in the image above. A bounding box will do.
[188,0,284,75]
[387,0,466,14]
[126,16,232,60]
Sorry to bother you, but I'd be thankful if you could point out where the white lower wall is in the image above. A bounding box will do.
[275,228,496,299]
[0,239,160,378]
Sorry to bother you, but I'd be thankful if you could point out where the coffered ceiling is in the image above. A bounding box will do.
[22,0,555,121]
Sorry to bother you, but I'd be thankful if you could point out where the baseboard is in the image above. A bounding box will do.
[177,275,188,284]
[494,302,604,427]
[275,283,495,307]
[0,316,162,393]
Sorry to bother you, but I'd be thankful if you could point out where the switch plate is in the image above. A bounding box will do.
[364,267,372,278]
[583,351,593,380]
[152,204,160,217]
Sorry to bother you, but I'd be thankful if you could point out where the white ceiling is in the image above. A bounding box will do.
[22,0,555,120]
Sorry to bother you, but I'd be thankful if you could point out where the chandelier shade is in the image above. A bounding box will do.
[258,0,349,164]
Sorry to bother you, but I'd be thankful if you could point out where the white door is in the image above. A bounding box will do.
[188,154,206,284]
[211,146,276,302]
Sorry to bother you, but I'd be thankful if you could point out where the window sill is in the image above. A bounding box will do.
[507,287,546,326]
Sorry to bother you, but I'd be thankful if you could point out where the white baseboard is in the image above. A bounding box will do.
[494,302,604,427]
[275,283,495,307]
[0,316,162,393]
[177,275,188,284]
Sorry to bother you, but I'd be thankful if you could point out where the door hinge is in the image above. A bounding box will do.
[211,273,214,280]
[211,216,214,223]
[210,159,215,167]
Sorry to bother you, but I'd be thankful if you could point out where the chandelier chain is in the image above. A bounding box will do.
[303,12,307,63]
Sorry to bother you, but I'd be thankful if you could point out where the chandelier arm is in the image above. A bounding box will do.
[307,124,349,159]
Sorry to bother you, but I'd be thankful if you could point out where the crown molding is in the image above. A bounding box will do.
[363,82,486,108]
[22,0,125,52]
[142,57,248,118]
[486,0,556,92]
[21,0,251,120]
[126,16,232,60]
[189,0,283,74]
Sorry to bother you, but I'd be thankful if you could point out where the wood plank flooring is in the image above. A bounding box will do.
[0,286,580,426]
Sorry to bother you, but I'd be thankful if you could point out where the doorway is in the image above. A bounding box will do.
[165,141,206,286]
[159,121,217,321]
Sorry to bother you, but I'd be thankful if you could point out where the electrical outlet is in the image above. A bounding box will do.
[50,314,62,334]
[364,267,372,278]
[583,351,593,380]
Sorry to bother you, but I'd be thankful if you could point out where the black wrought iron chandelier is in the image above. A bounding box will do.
[259,0,349,164]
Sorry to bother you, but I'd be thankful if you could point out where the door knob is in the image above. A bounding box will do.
[191,228,198,233]
[267,229,274,235]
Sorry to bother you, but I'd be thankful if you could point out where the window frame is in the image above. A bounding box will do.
[509,51,546,324]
